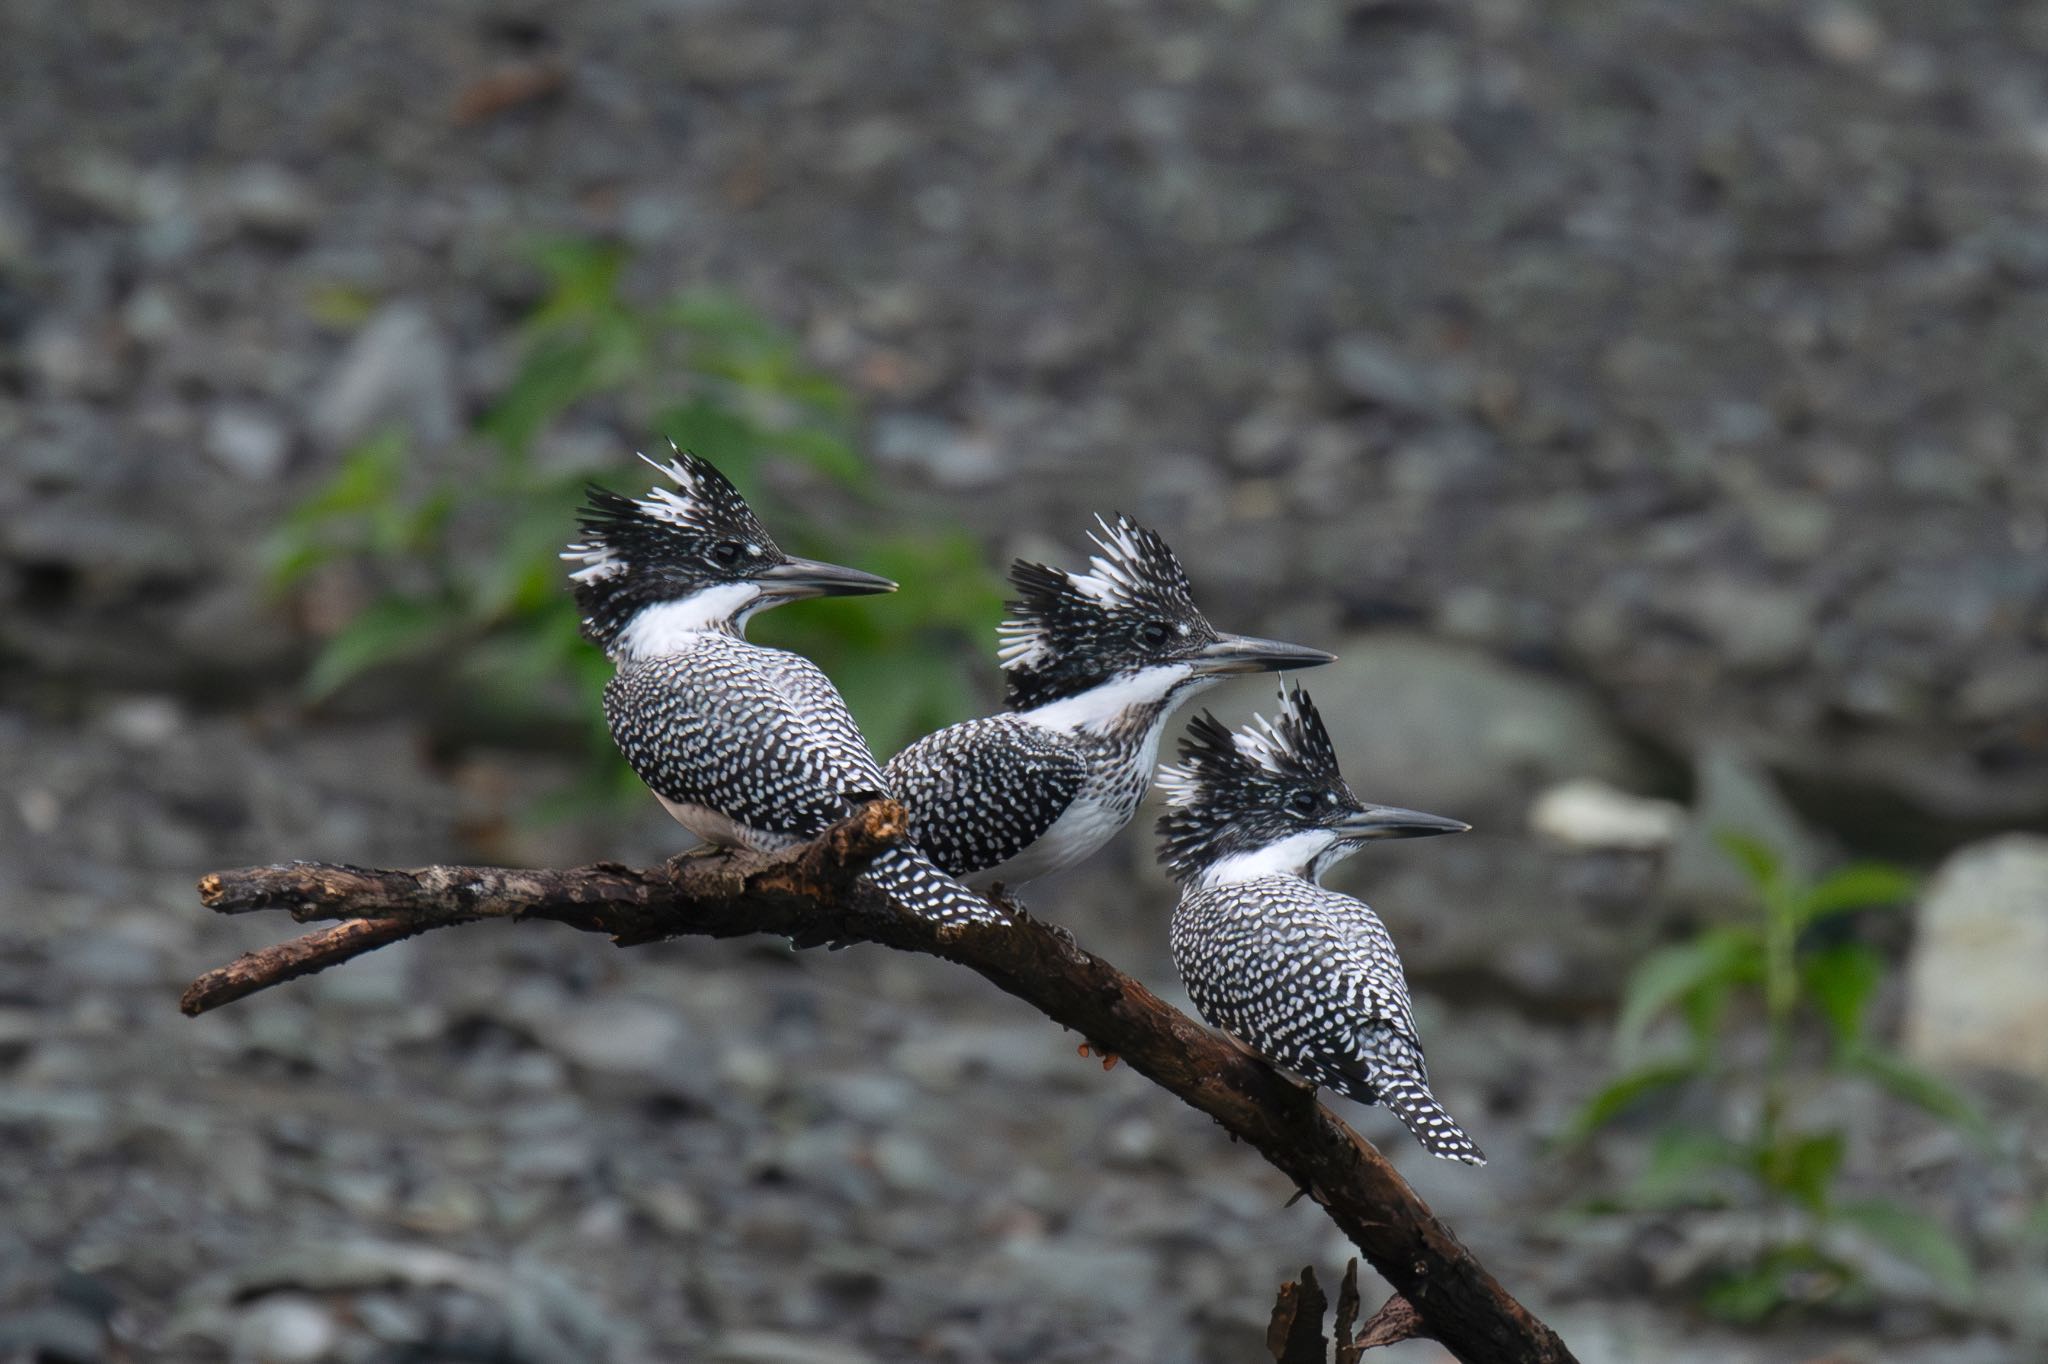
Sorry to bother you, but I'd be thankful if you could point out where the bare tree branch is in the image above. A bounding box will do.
[182,801,1577,1364]
[1267,1264,1331,1364]
[1354,1293,1428,1351]
[1334,1258,1364,1363]
[1269,1260,1430,1361]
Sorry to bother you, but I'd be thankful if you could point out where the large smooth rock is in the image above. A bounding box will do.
[1206,633,1647,821]
[1903,834,2048,1080]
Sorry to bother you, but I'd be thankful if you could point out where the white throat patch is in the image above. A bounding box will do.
[1192,830,1344,890]
[1021,664,1206,733]
[612,585,764,660]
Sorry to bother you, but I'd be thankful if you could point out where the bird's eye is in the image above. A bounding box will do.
[710,542,744,567]
[1137,621,1172,648]
[1289,789,1318,815]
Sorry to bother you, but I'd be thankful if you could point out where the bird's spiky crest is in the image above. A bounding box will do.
[562,448,781,650]
[1156,684,1354,879]
[1158,683,1343,806]
[998,514,1213,709]
[562,448,769,581]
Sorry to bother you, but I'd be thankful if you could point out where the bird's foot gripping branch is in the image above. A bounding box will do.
[183,801,1577,1364]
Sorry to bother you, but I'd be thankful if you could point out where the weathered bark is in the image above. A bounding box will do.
[1268,1260,1430,1360]
[1354,1292,1428,1351]
[1267,1264,1331,1364]
[1334,1261,1367,1363]
[183,800,1577,1364]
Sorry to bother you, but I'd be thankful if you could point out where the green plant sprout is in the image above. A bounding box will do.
[267,241,1003,811]
[1566,832,1984,1321]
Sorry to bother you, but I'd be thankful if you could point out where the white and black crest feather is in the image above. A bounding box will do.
[563,449,782,649]
[1157,684,1353,880]
[997,514,1216,709]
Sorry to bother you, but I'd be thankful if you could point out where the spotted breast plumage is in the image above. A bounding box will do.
[565,448,1004,929]
[604,636,882,845]
[1158,684,1483,1164]
[885,515,1333,891]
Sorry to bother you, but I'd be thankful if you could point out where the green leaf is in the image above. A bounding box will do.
[655,395,767,468]
[262,533,337,590]
[855,530,1008,629]
[1559,1059,1698,1142]
[1615,929,1759,1059]
[1716,830,1783,891]
[303,597,454,700]
[1700,1263,1787,1323]
[1848,1048,1988,1137]
[481,333,603,456]
[666,290,784,348]
[528,238,628,325]
[1700,1243,1850,1322]
[1797,863,1917,926]
[477,495,589,619]
[1801,941,1882,1051]
[265,431,414,588]
[292,430,409,522]
[1836,1199,1975,1298]
[1628,1126,1747,1208]
[398,487,458,557]
[304,282,380,327]
[772,425,866,484]
[1757,1129,1844,1214]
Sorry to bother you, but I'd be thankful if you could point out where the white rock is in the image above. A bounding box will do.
[1904,835,2048,1080]
[15,787,60,835]
[1325,331,1441,412]
[1806,1,1885,66]
[869,412,1003,489]
[233,1294,337,1363]
[308,302,459,452]
[711,1331,876,1364]
[103,695,184,748]
[1529,778,1686,852]
[25,320,116,398]
[541,997,688,1075]
[1680,576,1815,672]
[221,163,318,237]
[205,405,292,480]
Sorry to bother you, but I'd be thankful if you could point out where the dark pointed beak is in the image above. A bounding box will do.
[756,555,899,598]
[1336,804,1472,840]
[1190,632,1338,676]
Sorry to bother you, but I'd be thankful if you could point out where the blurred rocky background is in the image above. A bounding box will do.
[3,1,2046,1361]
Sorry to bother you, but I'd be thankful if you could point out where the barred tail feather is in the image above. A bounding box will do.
[1380,1072,1486,1165]
[866,845,1008,928]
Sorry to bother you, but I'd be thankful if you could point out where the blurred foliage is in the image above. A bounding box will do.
[268,241,1002,809]
[1567,834,1984,1321]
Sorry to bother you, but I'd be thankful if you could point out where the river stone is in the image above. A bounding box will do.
[307,301,459,452]
[1204,632,1645,820]
[1530,778,1686,852]
[1903,835,2048,1080]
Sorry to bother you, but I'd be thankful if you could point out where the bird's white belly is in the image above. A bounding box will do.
[655,795,795,853]
[965,790,1130,890]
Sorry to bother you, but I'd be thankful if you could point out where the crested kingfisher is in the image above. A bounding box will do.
[884,514,1333,890]
[563,450,1005,929]
[1157,684,1483,1163]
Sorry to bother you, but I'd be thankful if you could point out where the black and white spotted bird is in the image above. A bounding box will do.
[883,515,1333,890]
[1157,685,1484,1163]
[563,450,1003,929]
